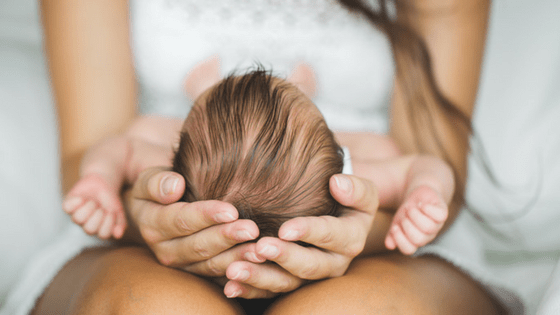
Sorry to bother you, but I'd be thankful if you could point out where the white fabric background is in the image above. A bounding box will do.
[0,1,103,313]
[418,1,560,314]
[0,0,65,304]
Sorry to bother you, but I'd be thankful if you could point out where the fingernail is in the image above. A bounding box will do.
[279,229,299,241]
[244,252,264,263]
[258,245,279,258]
[214,212,236,223]
[334,175,352,193]
[161,175,179,196]
[233,270,250,281]
[236,230,255,241]
[227,289,242,299]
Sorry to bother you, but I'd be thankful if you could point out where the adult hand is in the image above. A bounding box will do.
[221,174,379,299]
[124,167,262,279]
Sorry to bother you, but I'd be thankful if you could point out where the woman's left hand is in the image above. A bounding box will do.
[221,174,379,299]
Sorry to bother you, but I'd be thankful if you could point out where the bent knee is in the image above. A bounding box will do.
[71,247,242,315]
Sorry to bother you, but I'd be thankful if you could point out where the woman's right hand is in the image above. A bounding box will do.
[124,167,263,277]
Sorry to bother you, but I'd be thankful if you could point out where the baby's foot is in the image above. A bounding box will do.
[62,173,126,239]
[385,185,448,255]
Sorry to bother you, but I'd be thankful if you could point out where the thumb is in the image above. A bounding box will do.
[329,174,379,215]
[131,166,185,205]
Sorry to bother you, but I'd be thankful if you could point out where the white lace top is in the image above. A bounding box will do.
[130,0,394,132]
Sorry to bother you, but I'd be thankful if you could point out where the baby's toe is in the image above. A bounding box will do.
[385,233,397,250]
[421,204,448,223]
[97,214,115,239]
[112,213,127,239]
[402,220,436,247]
[62,196,84,214]
[391,225,418,255]
[98,189,124,214]
[83,209,104,235]
[401,219,430,247]
[406,207,442,235]
[72,201,97,225]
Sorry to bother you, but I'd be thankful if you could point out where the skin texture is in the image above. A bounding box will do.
[34,0,500,313]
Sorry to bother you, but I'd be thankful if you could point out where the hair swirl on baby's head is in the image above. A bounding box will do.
[172,68,344,238]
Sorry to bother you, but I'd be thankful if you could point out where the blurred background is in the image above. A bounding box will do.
[0,0,67,305]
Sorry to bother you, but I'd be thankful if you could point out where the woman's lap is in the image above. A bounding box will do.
[267,254,505,314]
[32,246,504,315]
[32,246,243,315]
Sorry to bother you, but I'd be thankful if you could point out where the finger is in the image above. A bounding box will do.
[72,201,96,225]
[400,218,431,247]
[278,214,366,257]
[390,225,418,255]
[406,206,440,234]
[112,211,127,239]
[138,199,240,242]
[154,219,258,267]
[223,280,277,299]
[276,176,377,256]
[183,243,264,277]
[384,234,397,250]
[131,167,185,205]
[225,261,305,295]
[98,212,115,240]
[329,174,379,216]
[421,204,448,224]
[98,189,123,214]
[83,209,104,235]
[256,237,348,279]
[62,196,84,214]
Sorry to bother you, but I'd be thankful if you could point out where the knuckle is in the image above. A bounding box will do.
[330,261,349,278]
[205,259,223,276]
[174,213,194,235]
[269,279,292,293]
[192,237,211,259]
[317,230,335,246]
[298,262,321,280]
[345,241,364,257]
[314,216,335,246]
[155,248,176,267]
[140,227,161,245]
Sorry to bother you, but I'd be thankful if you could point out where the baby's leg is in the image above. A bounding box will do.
[62,173,126,239]
[385,185,448,255]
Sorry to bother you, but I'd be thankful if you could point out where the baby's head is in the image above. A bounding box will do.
[172,69,343,238]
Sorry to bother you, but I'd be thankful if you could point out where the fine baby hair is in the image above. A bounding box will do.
[172,69,344,238]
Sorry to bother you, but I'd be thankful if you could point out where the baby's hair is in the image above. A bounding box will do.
[172,68,344,238]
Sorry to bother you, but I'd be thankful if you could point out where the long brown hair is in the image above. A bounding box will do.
[338,0,472,205]
[173,69,343,237]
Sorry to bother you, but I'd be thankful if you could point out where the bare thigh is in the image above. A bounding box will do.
[32,246,244,315]
[265,253,505,315]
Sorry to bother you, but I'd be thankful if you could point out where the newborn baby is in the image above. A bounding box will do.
[173,70,343,237]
